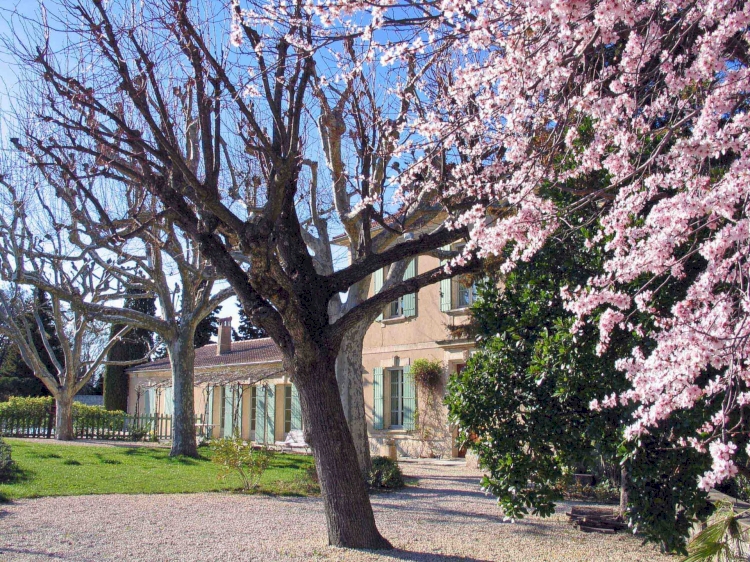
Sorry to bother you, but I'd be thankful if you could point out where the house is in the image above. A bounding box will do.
[361,244,476,459]
[127,319,300,444]
[127,246,476,458]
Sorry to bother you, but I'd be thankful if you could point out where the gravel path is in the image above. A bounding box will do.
[0,462,673,561]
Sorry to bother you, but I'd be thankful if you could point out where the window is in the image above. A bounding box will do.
[375,259,417,320]
[284,385,293,434]
[387,296,403,318]
[389,369,404,428]
[250,386,257,432]
[219,386,226,432]
[454,275,477,308]
[441,244,477,311]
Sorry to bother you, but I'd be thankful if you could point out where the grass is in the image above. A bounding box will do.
[0,439,318,502]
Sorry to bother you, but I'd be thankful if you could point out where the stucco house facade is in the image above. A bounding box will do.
[127,248,476,458]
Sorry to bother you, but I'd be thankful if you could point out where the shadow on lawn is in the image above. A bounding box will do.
[120,447,208,465]
[0,465,33,503]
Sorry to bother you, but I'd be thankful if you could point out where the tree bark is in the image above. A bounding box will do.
[336,321,372,475]
[296,351,390,549]
[168,333,198,458]
[55,392,75,440]
[619,463,629,518]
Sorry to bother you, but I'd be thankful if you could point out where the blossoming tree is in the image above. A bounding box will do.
[348,0,750,492]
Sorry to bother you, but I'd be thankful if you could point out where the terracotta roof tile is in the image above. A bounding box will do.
[128,338,282,373]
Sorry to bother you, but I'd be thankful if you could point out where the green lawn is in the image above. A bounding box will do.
[0,439,317,501]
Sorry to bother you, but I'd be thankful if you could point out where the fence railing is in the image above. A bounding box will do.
[0,408,203,441]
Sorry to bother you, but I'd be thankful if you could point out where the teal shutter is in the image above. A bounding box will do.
[402,365,416,430]
[373,268,384,322]
[236,385,244,438]
[207,387,214,435]
[143,389,151,415]
[223,385,234,437]
[291,384,302,430]
[255,385,266,443]
[402,258,417,317]
[266,384,276,443]
[440,245,452,312]
[373,367,384,430]
[164,387,174,416]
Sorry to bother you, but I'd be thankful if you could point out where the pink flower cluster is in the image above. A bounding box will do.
[699,442,738,491]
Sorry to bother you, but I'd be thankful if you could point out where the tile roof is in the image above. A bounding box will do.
[128,337,283,373]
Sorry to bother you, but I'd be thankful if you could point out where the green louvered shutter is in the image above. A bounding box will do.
[291,384,302,430]
[223,385,234,437]
[236,385,244,438]
[266,385,276,443]
[255,386,266,443]
[440,245,453,312]
[143,389,151,415]
[373,268,384,321]
[402,258,417,317]
[373,367,384,430]
[164,387,174,416]
[402,365,416,430]
[207,387,214,435]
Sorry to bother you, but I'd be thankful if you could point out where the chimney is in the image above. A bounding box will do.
[217,317,232,355]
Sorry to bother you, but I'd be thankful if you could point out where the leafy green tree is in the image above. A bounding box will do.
[103,287,156,411]
[446,213,718,553]
[232,299,266,341]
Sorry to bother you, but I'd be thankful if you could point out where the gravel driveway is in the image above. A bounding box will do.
[0,461,672,561]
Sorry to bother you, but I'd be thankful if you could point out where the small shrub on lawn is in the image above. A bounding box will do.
[210,436,274,491]
[0,437,13,481]
[367,456,404,489]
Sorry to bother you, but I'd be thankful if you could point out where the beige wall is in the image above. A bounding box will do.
[362,253,475,459]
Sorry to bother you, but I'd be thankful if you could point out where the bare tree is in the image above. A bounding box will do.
[0,185,133,439]
[6,0,480,548]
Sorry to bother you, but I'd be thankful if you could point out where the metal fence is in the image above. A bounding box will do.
[0,408,202,441]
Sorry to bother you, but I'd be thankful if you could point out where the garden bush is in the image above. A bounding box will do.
[0,437,13,481]
[210,436,274,491]
[367,456,404,489]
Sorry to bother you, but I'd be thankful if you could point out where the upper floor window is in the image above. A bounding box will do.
[374,258,417,320]
[440,244,477,312]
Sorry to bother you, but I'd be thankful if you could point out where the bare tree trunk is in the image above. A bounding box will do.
[168,333,198,458]
[55,392,75,441]
[619,464,629,518]
[297,350,390,549]
[336,321,372,475]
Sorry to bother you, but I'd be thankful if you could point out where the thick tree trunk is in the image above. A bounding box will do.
[619,464,629,518]
[336,321,372,475]
[55,392,75,441]
[168,334,198,458]
[296,351,390,549]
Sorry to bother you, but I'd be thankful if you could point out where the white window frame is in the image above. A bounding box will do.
[250,386,257,438]
[389,368,404,428]
[284,384,293,435]
[451,244,476,310]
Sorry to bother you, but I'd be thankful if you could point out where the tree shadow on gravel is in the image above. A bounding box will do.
[370,550,494,562]
[0,546,67,559]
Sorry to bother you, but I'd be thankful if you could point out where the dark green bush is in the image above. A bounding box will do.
[367,456,404,489]
[0,437,13,481]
